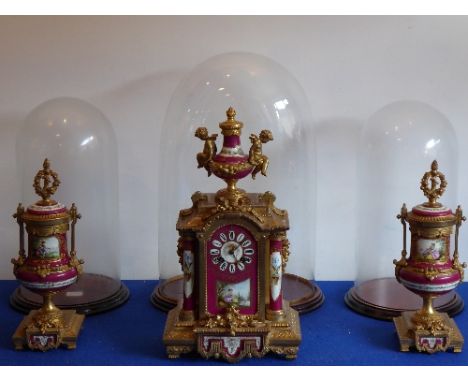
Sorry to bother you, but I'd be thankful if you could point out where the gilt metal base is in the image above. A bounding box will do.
[394,311,463,353]
[12,309,84,351]
[163,300,301,363]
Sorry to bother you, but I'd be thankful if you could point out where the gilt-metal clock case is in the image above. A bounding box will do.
[163,108,301,362]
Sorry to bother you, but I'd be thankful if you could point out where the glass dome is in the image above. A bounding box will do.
[345,100,462,319]
[12,97,129,315]
[152,52,324,313]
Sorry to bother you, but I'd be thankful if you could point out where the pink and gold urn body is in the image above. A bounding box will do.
[393,161,466,353]
[11,159,85,351]
[195,107,273,208]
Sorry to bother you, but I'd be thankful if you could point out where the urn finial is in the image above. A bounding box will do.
[219,107,244,136]
[33,158,61,206]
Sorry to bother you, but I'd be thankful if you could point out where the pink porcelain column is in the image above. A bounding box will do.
[269,237,283,312]
[180,236,195,314]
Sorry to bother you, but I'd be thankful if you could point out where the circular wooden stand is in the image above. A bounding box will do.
[10,273,130,316]
[345,277,463,320]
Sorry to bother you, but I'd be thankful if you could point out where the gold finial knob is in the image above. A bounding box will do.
[226,106,236,120]
[420,160,447,207]
[33,158,61,206]
[219,107,243,136]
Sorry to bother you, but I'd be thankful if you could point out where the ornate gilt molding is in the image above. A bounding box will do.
[33,158,61,206]
[420,160,447,208]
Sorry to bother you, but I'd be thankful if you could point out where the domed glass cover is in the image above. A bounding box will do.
[153,52,323,312]
[13,97,129,315]
[345,100,461,319]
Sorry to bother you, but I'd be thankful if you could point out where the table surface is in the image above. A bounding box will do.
[1,280,467,366]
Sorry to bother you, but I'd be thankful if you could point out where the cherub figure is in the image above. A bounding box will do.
[195,127,218,176]
[248,129,273,179]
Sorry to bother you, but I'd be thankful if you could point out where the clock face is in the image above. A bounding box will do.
[209,229,255,274]
[206,224,258,315]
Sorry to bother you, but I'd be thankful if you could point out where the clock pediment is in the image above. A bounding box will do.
[177,192,289,234]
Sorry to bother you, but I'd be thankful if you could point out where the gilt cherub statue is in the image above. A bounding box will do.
[195,127,218,176]
[248,130,274,179]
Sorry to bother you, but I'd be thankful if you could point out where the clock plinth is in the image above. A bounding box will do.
[164,300,300,362]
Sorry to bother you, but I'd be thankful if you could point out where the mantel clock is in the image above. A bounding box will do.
[394,161,466,353]
[163,108,301,362]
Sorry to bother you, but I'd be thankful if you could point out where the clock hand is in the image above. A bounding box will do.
[228,243,239,255]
